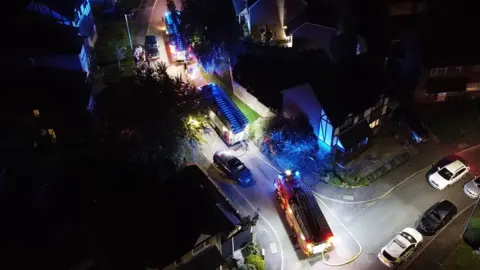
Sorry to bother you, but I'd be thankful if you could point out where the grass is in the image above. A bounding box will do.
[442,243,480,270]
[200,70,261,123]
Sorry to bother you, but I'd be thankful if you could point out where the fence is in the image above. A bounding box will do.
[232,80,274,118]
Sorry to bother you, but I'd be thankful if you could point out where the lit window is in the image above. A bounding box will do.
[430,68,437,76]
[369,119,379,129]
[48,129,56,143]
[456,66,462,74]
[33,109,40,118]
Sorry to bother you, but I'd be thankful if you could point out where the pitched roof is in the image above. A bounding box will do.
[310,53,386,126]
[34,0,83,18]
[178,246,226,270]
[156,165,241,268]
[12,12,84,56]
[286,4,337,36]
[337,120,372,150]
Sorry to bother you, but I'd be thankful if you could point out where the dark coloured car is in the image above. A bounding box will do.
[144,35,160,59]
[404,114,429,143]
[418,200,457,235]
[213,150,252,185]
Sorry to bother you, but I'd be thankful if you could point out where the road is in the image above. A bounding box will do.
[139,1,480,269]
[323,145,480,270]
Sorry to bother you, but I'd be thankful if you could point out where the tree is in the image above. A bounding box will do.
[260,114,318,169]
[245,254,265,270]
[180,0,242,69]
[95,63,208,168]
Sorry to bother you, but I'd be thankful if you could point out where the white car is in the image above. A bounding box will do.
[378,227,423,268]
[428,159,469,190]
[464,176,480,199]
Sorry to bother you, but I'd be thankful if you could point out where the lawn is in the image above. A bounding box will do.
[200,70,260,123]
[442,243,480,270]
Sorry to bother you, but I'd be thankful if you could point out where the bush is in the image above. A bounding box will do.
[245,254,265,270]
[249,117,273,146]
[239,264,257,270]
[464,217,480,249]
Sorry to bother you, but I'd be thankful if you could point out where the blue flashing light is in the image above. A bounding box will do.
[294,171,300,177]
[278,174,283,179]
[412,131,421,143]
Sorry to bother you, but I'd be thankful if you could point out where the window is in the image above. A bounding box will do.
[369,119,380,129]
[430,68,437,76]
[48,129,56,143]
[33,109,40,118]
[454,168,466,178]
[456,66,462,74]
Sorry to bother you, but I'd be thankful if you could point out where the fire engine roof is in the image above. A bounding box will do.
[156,165,241,268]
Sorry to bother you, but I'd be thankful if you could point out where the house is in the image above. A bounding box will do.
[157,165,249,270]
[234,51,390,164]
[414,16,480,103]
[285,2,337,50]
[27,0,98,48]
[233,0,306,42]
[12,12,92,75]
[1,66,92,148]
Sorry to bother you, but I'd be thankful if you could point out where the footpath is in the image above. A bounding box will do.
[303,132,480,203]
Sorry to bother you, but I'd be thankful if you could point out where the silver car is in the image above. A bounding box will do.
[464,176,480,199]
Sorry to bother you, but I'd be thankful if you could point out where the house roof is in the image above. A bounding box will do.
[286,4,337,36]
[178,246,226,270]
[34,0,83,18]
[233,48,317,109]
[337,120,372,150]
[221,229,253,259]
[156,165,241,269]
[232,0,258,15]
[425,77,469,94]
[310,53,386,126]
[13,12,84,56]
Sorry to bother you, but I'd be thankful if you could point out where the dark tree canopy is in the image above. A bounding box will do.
[96,63,208,167]
[180,0,242,64]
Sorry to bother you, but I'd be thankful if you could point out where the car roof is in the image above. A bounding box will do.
[433,200,456,217]
[214,150,236,162]
[401,227,423,243]
[443,160,467,172]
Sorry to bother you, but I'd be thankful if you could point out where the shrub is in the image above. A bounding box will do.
[243,242,260,256]
[245,254,265,270]
[464,217,480,249]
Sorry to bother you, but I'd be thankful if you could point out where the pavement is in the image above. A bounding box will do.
[305,131,480,204]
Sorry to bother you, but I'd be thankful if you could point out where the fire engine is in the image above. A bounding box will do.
[275,169,334,256]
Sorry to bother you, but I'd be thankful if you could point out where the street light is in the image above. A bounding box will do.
[124,13,133,50]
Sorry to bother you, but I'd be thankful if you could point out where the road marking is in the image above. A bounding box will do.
[231,185,284,270]
[401,201,476,270]
[250,150,362,266]
[314,195,363,266]
[343,195,355,201]
[270,243,278,254]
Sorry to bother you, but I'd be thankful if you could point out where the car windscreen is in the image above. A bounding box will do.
[382,250,396,261]
[227,158,244,171]
[438,168,453,180]
[475,178,480,187]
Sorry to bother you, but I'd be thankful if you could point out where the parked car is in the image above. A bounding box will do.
[428,159,469,190]
[213,150,252,185]
[144,35,160,59]
[418,200,457,235]
[378,227,423,268]
[464,176,480,199]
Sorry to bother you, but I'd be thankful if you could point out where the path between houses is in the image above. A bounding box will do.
[304,133,480,204]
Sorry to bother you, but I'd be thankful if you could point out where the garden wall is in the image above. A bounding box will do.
[232,80,275,118]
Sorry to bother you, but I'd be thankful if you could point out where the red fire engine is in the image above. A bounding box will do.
[275,169,334,256]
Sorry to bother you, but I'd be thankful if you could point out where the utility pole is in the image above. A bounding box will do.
[124,13,133,50]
